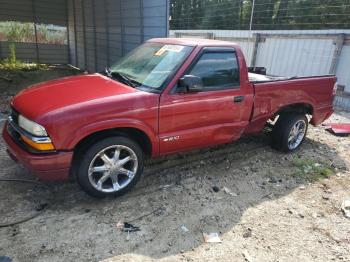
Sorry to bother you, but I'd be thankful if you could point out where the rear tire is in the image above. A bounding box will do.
[271,113,308,152]
[76,136,144,198]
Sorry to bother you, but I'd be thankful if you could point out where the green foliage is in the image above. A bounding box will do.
[0,60,48,71]
[0,21,35,42]
[8,43,16,64]
[170,0,350,30]
[0,43,47,71]
[292,157,334,182]
[0,21,67,44]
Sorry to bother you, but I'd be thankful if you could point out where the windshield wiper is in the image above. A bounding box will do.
[110,71,141,88]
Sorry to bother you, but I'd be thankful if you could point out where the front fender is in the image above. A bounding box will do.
[65,118,159,156]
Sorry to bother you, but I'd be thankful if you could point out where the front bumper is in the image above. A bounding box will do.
[2,122,73,181]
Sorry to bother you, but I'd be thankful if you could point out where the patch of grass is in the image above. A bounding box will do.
[0,60,48,71]
[292,157,334,182]
[0,43,48,71]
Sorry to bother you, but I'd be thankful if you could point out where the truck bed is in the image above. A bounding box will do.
[244,74,336,134]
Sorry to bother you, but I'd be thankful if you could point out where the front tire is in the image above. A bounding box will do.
[76,136,144,198]
[271,113,308,152]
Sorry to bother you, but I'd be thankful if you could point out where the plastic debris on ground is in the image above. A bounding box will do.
[0,256,12,262]
[116,220,124,229]
[180,225,189,233]
[323,123,350,136]
[116,220,140,232]
[341,198,350,218]
[203,232,222,243]
[242,228,252,238]
[223,187,238,196]
[116,221,140,241]
[242,250,253,262]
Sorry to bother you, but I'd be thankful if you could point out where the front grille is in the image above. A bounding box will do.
[7,122,21,142]
[11,107,19,125]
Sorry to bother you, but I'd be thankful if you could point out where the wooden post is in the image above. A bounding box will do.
[250,33,260,67]
[249,0,255,31]
[329,34,345,75]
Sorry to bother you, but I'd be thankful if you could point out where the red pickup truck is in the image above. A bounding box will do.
[3,38,336,198]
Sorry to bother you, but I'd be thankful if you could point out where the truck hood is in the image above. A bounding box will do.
[12,73,139,121]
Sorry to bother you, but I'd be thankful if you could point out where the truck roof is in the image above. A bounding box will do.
[148,37,238,47]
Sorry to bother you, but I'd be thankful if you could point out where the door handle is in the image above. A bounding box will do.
[233,96,244,103]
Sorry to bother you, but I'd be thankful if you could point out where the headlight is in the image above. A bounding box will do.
[18,115,48,137]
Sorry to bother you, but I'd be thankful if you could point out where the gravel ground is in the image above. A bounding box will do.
[0,110,349,262]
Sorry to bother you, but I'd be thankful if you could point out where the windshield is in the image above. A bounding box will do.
[110,42,193,91]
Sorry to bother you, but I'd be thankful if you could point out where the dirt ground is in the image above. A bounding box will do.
[0,73,350,261]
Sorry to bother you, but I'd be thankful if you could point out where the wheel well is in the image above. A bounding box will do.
[69,127,152,177]
[274,103,313,118]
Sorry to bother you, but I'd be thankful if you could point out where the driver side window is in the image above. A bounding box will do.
[189,51,240,91]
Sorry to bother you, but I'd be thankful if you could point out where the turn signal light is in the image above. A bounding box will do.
[21,135,55,151]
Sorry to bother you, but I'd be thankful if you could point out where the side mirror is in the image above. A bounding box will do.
[177,75,203,93]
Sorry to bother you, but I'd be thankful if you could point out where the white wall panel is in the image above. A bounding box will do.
[336,46,350,93]
[255,38,335,77]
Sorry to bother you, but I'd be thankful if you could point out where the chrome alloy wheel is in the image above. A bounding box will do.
[88,145,138,193]
[288,119,307,150]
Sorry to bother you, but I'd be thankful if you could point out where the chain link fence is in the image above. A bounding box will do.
[170,0,350,31]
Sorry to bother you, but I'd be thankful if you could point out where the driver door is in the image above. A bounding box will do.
[158,48,251,155]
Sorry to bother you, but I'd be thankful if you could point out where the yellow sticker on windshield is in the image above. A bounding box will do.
[154,45,184,56]
[155,48,166,56]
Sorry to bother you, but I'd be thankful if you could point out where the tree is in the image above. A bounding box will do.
[169,0,350,30]
[274,0,289,26]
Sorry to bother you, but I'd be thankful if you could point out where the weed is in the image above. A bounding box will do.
[292,157,334,181]
[0,43,48,71]
[0,61,48,71]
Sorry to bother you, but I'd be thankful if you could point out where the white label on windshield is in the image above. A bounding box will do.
[155,45,184,56]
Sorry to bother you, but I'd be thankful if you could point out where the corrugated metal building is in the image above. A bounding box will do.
[67,0,169,72]
[0,0,69,64]
[0,0,169,72]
